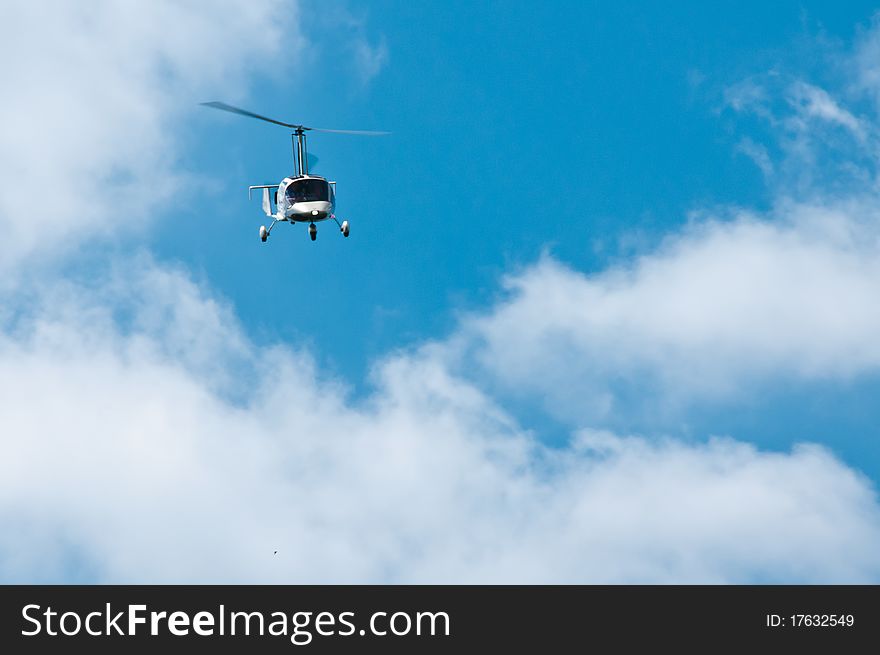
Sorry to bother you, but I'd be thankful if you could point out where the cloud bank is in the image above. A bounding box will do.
[3,258,878,583]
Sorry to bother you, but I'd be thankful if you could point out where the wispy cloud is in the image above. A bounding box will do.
[352,34,389,87]
[735,137,774,177]
[785,81,868,143]
[310,5,389,88]
[723,72,878,195]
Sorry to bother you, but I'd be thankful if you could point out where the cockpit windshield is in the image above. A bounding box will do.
[286,178,329,203]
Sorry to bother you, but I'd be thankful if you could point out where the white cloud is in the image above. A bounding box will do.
[0,0,301,274]
[1,261,878,583]
[463,198,880,421]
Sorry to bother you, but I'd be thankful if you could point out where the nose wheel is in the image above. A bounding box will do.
[309,223,317,241]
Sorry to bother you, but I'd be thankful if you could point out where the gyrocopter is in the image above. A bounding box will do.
[201,101,388,242]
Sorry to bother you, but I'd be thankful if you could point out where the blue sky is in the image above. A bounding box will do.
[2,1,880,582]
[171,1,786,365]
[170,2,880,471]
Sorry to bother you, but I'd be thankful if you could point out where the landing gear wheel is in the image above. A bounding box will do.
[341,220,350,237]
[309,223,317,241]
[259,225,268,242]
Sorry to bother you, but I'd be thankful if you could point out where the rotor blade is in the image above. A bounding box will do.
[201,101,389,135]
[200,101,299,129]
[309,127,390,136]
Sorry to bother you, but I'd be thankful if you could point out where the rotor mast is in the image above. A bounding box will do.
[199,101,388,178]
[292,128,308,176]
